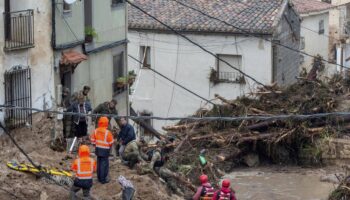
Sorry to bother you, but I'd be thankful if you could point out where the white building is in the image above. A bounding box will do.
[293,0,336,76]
[128,0,301,132]
[0,0,128,132]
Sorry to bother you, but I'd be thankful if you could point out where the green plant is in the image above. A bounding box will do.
[209,68,219,85]
[84,26,98,38]
[128,70,136,77]
[116,76,127,84]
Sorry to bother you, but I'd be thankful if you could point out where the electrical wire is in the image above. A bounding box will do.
[126,0,271,90]
[2,105,350,122]
[169,0,349,70]
[128,55,215,106]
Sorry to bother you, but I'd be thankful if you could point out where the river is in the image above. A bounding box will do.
[224,166,340,200]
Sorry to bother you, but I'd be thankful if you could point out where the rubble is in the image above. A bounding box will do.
[0,115,181,200]
[163,74,350,191]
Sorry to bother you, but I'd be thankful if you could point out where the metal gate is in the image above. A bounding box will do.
[4,67,32,129]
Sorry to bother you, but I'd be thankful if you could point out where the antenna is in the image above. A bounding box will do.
[64,0,77,4]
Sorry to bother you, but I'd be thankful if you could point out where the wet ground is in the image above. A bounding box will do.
[225,166,339,200]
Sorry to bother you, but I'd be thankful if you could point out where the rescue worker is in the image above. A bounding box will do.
[68,94,92,138]
[193,174,215,200]
[93,99,119,125]
[71,85,91,103]
[212,179,237,200]
[70,145,96,200]
[122,140,143,168]
[90,117,114,184]
[117,117,136,158]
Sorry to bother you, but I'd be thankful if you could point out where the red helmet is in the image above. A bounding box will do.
[199,174,208,184]
[222,179,230,188]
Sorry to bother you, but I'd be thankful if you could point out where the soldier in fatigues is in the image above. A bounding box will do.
[62,88,73,138]
[93,99,119,125]
[122,140,143,168]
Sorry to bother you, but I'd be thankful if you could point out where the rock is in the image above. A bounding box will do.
[243,153,260,167]
[40,191,48,200]
[320,174,340,184]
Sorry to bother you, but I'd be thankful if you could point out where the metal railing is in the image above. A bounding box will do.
[4,9,34,51]
[4,67,32,129]
[218,71,245,83]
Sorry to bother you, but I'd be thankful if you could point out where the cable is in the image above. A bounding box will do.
[126,0,271,90]
[3,105,350,122]
[128,55,215,106]
[0,122,87,200]
[169,0,349,70]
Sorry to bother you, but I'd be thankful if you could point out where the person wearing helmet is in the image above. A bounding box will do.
[90,117,114,184]
[193,174,215,200]
[212,179,237,200]
[70,145,96,200]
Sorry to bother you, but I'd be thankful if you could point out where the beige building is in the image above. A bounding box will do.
[0,0,128,131]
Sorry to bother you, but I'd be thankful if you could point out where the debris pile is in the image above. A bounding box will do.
[163,74,350,187]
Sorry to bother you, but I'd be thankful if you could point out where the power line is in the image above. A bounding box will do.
[2,105,350,122]
[170,0,348,70]
[128,55,215,106]
[127,0,270,90]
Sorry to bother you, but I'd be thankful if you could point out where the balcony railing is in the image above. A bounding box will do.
[4,9,34,51]
[218,71,246,84]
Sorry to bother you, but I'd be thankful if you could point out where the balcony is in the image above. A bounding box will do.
[4,9,34,51]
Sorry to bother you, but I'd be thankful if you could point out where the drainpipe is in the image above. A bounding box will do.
[51,0,56,49]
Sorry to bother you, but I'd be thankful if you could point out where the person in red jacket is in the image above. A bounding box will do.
[193,174,215,200]
[212,179,237,200]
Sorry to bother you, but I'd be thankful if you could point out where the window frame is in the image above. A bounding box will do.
[140,46,151,68]
[216,54,245,84]
[319,20,325,34]
[300,36,305,50]
[63,2,72,14]
[111,0,124,7]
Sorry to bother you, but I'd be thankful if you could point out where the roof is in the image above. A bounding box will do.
[292,0,332,15]
[60,50,87,65]
[128,0,286,35]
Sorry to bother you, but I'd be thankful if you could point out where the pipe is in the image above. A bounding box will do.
[51,0,56,49]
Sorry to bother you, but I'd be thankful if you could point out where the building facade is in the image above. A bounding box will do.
[0,0,128,131]
[128,0,300,132]
[293,0,335,76]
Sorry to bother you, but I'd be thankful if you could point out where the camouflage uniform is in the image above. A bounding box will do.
[62,91,73,138]
[122,140,143,168]
[92,102,119,125]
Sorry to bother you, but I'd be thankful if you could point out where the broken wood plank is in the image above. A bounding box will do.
[214,94,238,107]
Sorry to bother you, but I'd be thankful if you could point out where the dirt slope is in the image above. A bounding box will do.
[0,114,180,200]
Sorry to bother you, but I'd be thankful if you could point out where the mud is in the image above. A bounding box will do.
[0,114,180,200]
[225,166,340,200]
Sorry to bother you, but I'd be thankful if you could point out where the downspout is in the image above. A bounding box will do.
[51,0,56,49]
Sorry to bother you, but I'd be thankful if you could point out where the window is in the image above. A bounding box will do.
[113,52,126,93]
[300,37,305,50]
[217,54,244,83]
[140,46,151,68]
[140,112,153,137]
[111,0,124,7]
[319,20,325,34]
[63,2,72,13]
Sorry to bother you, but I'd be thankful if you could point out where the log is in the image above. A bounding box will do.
[246,121,279,131]
[214,94,237,107]
[237,133,273,145]
[253,91,282,95]
[162,123,198,131]
[130,107,166,141]
[216,147,241,162]
[249,107,271,115]
[168,171,196,192]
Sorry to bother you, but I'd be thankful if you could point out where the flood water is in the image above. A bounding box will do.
[224,166,339,200]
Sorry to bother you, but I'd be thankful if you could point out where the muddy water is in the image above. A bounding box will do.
[224,167,338,200]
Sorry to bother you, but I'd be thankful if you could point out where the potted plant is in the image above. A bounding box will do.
[128,70,137,84]
[116,77,127,88]
[85,26,98,43]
